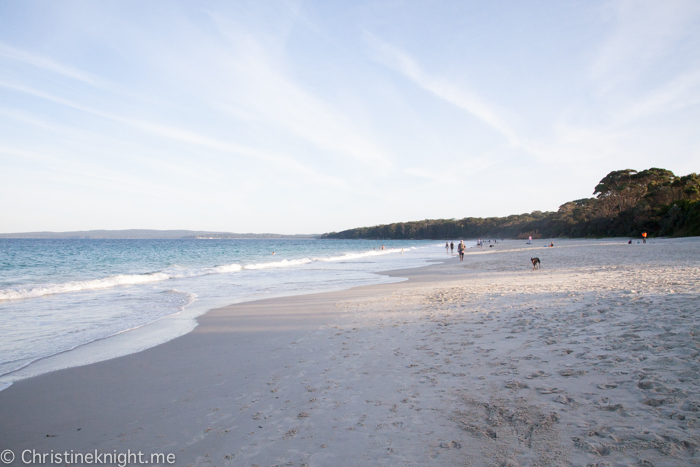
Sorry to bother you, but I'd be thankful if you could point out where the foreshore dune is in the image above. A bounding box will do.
[2,238,699,466]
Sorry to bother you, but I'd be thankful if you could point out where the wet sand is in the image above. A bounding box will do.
[1,238,699,466]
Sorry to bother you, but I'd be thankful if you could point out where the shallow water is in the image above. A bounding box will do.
[0,238,451,377]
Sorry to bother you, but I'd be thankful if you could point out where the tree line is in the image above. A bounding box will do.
[322,168,700,240]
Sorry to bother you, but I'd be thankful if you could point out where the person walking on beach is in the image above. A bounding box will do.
[446,242,449,253]
[450,241,454,253]
[458,240,466,261]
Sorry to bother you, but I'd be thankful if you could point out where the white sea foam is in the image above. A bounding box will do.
[317,247,415,262]
[243,258,314,269]
[0,272,170,301]
[0,263,248,300]
[164,263,244,278]
[213,264,244,273]
[0,247,416,301]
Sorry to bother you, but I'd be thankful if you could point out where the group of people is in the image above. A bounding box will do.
[445,240,467,261]
[628,232,648,244]
[475,239,500,249]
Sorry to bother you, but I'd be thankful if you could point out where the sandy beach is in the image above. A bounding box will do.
[2,238,699,466]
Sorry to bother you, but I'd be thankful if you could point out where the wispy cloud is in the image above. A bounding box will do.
[363,32,521,148]
[589,0,700,91]
[207,14,393,167]
[362,32,585,168]
[2,1,699,232]
[615,68,700,123]
[125,118,349,187]
[0,42,104,87]
[0,142,170,198]
[0,79,348,188]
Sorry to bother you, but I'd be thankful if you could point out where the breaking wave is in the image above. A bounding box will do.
[0,247,415,301]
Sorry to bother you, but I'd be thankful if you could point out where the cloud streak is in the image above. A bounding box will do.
[589,0,700,92]
[0,42,103,87]
[363,32,521,148]
[208,15,393,167]
[0,79,348,189]
[1,1,699,232]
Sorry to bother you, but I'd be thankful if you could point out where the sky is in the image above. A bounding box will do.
[1,1,699,234]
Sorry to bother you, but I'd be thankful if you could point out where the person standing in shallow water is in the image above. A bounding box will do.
[457,240,466,261]
[450,241,454,253]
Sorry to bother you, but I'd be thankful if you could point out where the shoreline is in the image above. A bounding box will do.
[0,243,437,390]
[0,255,457,463]
[1,237,698,466]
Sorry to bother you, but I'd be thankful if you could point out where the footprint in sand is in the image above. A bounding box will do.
[505,381,529,389]
[439,441,462,449]
[536,387,563,394]
[554,395,576,405]
[559,369,586,377]
[526,370,551,379]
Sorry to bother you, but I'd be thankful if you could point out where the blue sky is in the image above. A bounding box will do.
[1,1,699,234]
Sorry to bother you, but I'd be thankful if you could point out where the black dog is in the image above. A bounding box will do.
[531,257,540,270]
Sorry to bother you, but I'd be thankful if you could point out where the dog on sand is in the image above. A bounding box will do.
[531,257,540,270]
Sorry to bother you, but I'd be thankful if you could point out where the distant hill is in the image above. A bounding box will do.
[323,168,700,240]
[0,229,319,239]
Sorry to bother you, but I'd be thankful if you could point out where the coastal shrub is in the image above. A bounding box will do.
[322,168,700,239]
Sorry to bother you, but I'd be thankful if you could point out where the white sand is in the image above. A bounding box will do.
[222,238,700,466]
[1,237,698,466]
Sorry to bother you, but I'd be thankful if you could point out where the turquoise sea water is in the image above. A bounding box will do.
[0,238,446,378]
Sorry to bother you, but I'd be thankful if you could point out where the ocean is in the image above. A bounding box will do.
[0,238,450,388]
